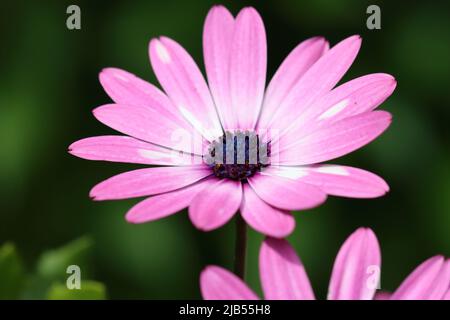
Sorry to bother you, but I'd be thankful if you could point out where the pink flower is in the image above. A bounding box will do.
[200,228,450,300]
[69,5,395,237]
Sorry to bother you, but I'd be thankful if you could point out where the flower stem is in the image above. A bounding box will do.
[234,213,247,280]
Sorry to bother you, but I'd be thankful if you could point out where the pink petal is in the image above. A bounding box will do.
[90,166,211,200]
[125,180,210,223]
[276,111,392,165]
[200,266,259,300]
[328,228,381,300]
[229,7,267,130]
[69,135,199,165]
[257,37,329,131]
[149,37,222,141]
[99,68,169,108]
[98,68,197,134]
[265,35,361,136]
[189,179,242,231]
[280,73,396,144]
[444,290,450,300]
[269,165,389,198]
[391,256,450,300]
[203,5,236,130]
[93,104,205,155]
[240,184,295,238]
[248,173,327,210]
[307,73,396,127]
[374,291,392,300]
[259,238,315,300]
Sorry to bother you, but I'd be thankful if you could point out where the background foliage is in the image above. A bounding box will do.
[1,0,449,298]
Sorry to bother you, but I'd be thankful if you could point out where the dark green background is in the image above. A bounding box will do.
[1,0,449,299]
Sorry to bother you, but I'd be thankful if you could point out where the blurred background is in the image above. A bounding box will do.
[1,0,449,299]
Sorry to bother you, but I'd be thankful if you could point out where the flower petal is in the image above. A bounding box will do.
[149,37,222,141]
[391,256,450,300]
[229,7,267,130]
[203,5,236,130]
[90,166,211,200]
[276,111,392,165]
[69,135,200,165]
[444,290,450,300]
[200,266,259,300]
[240,184,295,238]
[189,179,242,231]
[125,179,210,223]
[93,104,205,155]
[248,173,327,211]
[374,291,392,300]
[279,73,396,145]
[259,237,315,300]
[98,68,198,133]
[257,37,329,131]
[328,228,381,300]
[99,68,168,107]
[267,165,389,198]
[266,35,361,135]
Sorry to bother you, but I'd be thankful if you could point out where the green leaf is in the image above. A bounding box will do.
[36,236,93,281]
[46,281,106,300]
[20,275,52,300]
[0,243,25,299]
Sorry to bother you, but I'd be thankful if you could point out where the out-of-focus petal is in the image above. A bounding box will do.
[229,7,267,130]
[248,173,327,210]
[93,104,205,155]
[125,179,210,223]
[391,256,450,300]
[90,166,211,200]
[203,5,236,130]
[189,179,242,231]
[258,37,328,131]
[443,290,450,300]
[275,111,392,166]
[240,184,295,238]
[149,37,222,141]
[328,228,381,300]
[69,135,200,165]
[374,291,392,300]
[259,238,315,300]
[200,266,259,300]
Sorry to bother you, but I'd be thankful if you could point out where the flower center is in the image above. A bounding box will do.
[205,131,270,181]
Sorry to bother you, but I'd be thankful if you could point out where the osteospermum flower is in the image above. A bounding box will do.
[69,5,396,237]
[200,228,450,300]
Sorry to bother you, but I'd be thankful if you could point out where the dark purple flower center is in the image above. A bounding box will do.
[205,131,270,181]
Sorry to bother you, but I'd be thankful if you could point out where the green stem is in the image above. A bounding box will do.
[234,214,247,280]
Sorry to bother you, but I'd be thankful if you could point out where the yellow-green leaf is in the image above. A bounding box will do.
[47,280,106,300]
[37,236,93,281]
[0,243,25,299]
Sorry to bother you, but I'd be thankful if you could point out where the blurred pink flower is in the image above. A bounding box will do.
[200,228,450,300]
[69,5,395,237]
